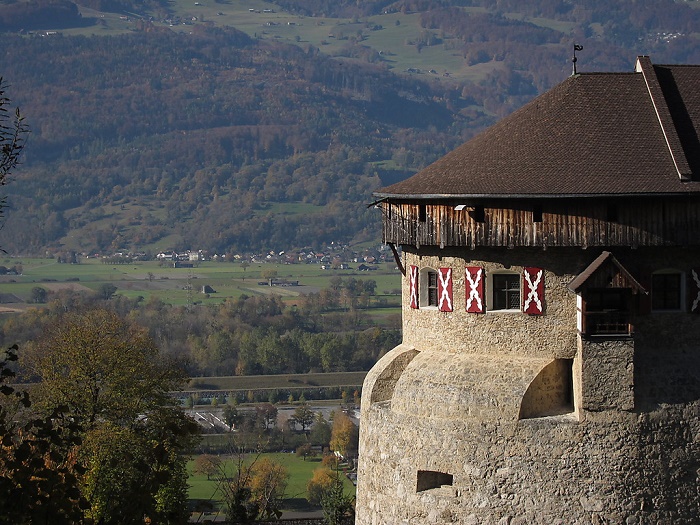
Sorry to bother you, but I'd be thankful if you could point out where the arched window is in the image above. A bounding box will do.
[651,269,684,312]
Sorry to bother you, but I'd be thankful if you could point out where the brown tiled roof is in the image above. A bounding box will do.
[655,64,700,176]
[376,58,700,199]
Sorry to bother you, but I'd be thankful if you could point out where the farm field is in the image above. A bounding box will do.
[63,0,516,84]
[187,371,368,392]
[0,256,401,312]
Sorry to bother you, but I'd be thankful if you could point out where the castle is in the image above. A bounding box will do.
[356,57,700,524]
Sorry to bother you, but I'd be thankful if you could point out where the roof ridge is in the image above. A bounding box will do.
[635,56,692,180]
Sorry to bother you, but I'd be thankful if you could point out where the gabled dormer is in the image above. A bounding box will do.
[568,251,647,337]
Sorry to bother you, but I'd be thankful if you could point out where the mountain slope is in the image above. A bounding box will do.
[0,0,698,255]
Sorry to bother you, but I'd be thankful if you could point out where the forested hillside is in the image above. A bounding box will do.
[0,0,698,256]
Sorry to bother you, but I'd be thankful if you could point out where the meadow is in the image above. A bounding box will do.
[62,0,506,84]
[187,451,356,518]
[58,0,590,86]
[0,256,402,312]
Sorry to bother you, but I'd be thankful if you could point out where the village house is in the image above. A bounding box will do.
[357,57,700,524]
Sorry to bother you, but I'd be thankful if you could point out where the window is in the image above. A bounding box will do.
[652,271,683,311]
[427,270,438,306]
[492,273,520,310]
[419,268,438,307]
[416,470,453,493]
[583,289,631,335]
[533,204,543,223]
[472,205,485,223]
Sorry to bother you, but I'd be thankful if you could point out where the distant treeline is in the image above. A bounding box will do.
[2,278,401,378]
[0,0,83,31]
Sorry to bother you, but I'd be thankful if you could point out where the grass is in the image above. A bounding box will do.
[187,451,355,516]
[54,0,556,85]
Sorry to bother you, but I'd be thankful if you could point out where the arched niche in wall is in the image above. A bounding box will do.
[518,358,575,419]
[363,345,420,405]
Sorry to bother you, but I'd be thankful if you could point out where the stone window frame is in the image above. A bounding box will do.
[487,270,521,312]
[651,269,685,312]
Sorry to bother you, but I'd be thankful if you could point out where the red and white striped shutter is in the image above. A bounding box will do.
[409,265,419,309]
[522,267,544,315]
[465,266,484,313]
[438,268,453,312]
[690,268,700,313]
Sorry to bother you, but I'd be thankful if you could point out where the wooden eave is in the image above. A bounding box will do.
[373,191,700,202]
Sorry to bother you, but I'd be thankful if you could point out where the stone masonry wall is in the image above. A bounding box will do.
[356,246,700,524]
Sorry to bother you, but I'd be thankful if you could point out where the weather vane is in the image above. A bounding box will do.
[572,44,583,75]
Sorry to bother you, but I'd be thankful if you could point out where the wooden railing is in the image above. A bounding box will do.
[583,311,632,336]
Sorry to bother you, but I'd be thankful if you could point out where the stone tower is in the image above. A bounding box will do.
[356,57,700,524]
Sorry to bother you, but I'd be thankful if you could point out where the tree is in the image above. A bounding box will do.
[0,345,87,525]
[320,474,355,525]
[98,282,118,300]
[223,402,241,430]
[193,454,222,480]
[261,267,278,285]
[217,444,287,522]
[291,401,315,433]
[310,413,332,447]
[23,309,198,524]
[249,457,288,520]
[0,78,27,201]
[296,442,313,461]
[29,286,47,304]
[322,454,339,470]
[306,467,335,505]
[255,402,278,430]
[79,409,198,525]
[329,411,358,458]
[218,446,259,523]
[26,308,185,426]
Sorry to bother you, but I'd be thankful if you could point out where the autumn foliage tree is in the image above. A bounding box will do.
[193,454,222,480]
[22,309,198,524]
[329,411,359,458]
[217,444,289,522]
[0,345,87,525]
[306,467,335,505]
[26,308,185,425]
[249,457,289,520]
